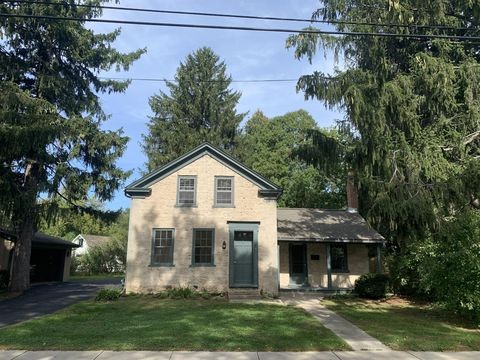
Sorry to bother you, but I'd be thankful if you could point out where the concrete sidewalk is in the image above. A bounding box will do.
[285,297,389,351]
[1,351,480,360]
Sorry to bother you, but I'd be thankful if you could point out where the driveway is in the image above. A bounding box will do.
[0,278,121,328]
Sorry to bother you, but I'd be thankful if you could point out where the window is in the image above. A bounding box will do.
[177,176,196,206]
[193,229,215,266]
[152,229,174,265]
[331,244,348,272]
[77,238,84,247]
[215,176,234,206]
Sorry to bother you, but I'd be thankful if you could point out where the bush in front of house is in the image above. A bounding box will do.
[0,270,9,289]
[419,209,480,323]
[95,288,123,302]
[354,273,390,299]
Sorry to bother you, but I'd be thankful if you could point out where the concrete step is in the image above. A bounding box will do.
[228,288,261,300]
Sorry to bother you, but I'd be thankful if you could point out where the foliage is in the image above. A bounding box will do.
[419,209,480,322]
[354,273,390,299]
[0,0,144,291]
[286,1,480,247]
[0,270,9,289]
[95,288,123,302]
[154,287,223,300]
[238,110,346,208]
[0,298,349,351]
[75,240,126,275]
[142,47,244,169]
[324,297,480,350]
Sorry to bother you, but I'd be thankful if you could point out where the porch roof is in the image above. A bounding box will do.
[277,208,384,243]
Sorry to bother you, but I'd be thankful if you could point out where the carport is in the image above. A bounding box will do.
[0,230,79,283]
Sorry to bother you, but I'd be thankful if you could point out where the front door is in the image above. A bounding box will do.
[289,243,307,286]
[229,224,258,288]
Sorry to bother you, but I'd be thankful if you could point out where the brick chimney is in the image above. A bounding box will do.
[346,170,358,213]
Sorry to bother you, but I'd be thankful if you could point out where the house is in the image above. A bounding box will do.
[124,143,384,295]
[0,230,79,283]
[72,234,112,256]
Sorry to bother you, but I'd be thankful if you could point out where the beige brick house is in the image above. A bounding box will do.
[125,143,384,295]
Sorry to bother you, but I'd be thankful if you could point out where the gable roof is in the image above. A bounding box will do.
[125,142,282,199]
[74,234,112,248]
[277,208,384,243]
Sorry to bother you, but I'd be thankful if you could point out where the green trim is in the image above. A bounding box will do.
[228,223,259,288]
[151,228,175,266]
[176,175,197,207]
[192,228,215,266]
[125,143,282,198]
[214,176,235,207]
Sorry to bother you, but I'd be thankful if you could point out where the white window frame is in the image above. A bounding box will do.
[176,175,197,207]
[214,176,234,207]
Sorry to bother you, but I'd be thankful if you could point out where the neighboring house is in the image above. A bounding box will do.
[124,143,384,295]
[72,234,112,256]
[0,230,79,283]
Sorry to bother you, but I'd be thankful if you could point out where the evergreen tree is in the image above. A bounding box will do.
[0,1,145,292]
[287,1,480,247]
[143,47,244,169]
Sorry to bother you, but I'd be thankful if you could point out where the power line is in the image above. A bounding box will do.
[4,0,474,32]
[1,13,480,42]
[99,77,299,83]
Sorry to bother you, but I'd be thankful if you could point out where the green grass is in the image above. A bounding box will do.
[324,297,480,351]
[68,273,124,282]
[0,297,348,351]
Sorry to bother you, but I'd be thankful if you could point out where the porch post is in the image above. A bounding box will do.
[376,243,382,274]
[326,243,332,289]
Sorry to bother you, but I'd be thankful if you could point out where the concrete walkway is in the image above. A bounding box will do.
[1,351,480,360]
[283,295,390,351]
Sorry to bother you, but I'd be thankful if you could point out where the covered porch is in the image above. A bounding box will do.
[277,208,384,291]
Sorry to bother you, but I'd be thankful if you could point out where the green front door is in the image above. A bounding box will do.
[229,223,259,288]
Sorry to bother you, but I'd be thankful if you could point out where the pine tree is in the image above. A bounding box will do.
[0,0,145,292]
[142,47,244,169]
[287,1,480,247]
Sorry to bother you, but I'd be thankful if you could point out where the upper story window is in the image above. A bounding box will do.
[214,176,234,207]
[177,176,196,206]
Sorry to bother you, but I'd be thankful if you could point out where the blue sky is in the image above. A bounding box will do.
[91,0,343,210]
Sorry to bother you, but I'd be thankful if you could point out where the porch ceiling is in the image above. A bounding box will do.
[277,208,384,243]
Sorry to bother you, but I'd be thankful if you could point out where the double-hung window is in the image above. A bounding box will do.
[330,244,348,272]
[151,229,174,266]
[192,229,215,266]
[214,176,234,207]
[177,176,196,206]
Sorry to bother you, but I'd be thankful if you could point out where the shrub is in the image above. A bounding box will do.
[0,270,9,289]
[354,273,390,299]
[95,288,123,302]
[420,209,480,323]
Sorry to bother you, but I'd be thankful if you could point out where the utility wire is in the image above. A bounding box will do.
[99,77,299,83]
[1,13,480,42]
[4,0,475,32]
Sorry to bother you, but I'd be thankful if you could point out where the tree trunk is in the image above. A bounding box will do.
[8,162,40,293]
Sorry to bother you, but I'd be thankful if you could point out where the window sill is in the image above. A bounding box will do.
[212,205,235,208]
[175,204,198,208]
[149,264,175,267]
[190,264,216,268]
[332,270,350,274]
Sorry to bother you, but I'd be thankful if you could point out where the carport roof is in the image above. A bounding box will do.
[0,229,79,248]
[277,208,384,243]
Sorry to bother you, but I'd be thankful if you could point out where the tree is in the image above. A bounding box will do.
[142,47,245,169]
[0,1,144,292]
[238,110,346,208]
[287,1,480,247]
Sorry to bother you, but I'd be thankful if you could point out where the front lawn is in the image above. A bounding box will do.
[324,297,480,351]
[0,297,348,351]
